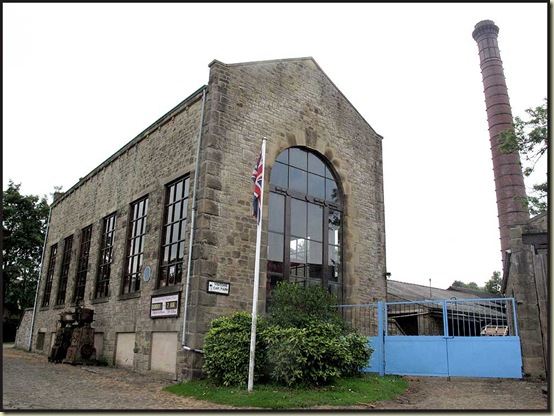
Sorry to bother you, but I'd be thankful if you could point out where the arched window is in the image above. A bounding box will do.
[267,147,343,304]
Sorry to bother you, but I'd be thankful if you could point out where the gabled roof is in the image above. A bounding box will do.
[208,56,382,140]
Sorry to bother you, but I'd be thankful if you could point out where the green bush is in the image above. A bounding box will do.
[340,331,374,377]
[266,281,351,332]
[264,321,372,387]
[202,311,268,386]
[202,283,373,387]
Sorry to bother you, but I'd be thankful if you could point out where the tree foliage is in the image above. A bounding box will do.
[451,280,480,290]
[499,98,548,215]
[2,181,50,315]
[266,281,350,332]
[483,271,502,295]
[451,271,502,295]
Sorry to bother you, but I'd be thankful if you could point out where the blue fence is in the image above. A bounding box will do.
[339,298,522,379]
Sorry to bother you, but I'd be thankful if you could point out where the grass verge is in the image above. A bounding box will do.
[163,374,408,409]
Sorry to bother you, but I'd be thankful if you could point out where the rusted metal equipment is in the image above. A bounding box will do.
[48,305,97,365]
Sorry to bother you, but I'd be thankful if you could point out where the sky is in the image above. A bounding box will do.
[3,3,549,290]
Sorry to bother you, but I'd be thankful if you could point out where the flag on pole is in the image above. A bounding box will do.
[251,151,264,223]
[248,137,266,392]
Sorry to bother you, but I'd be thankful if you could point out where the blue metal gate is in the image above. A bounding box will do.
[339,298,523,379]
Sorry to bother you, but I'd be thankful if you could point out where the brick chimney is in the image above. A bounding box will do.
[472,20,529,275]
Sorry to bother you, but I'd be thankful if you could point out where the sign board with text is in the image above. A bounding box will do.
[150,293,180,318]
[207,280,230,295]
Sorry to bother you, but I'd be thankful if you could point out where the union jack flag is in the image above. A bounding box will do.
[251,152,263,223]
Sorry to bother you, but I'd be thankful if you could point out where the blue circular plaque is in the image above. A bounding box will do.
[143,266,151,282]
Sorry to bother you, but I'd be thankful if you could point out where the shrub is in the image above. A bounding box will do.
[202,311,268,386]
[202,283,373,387]
[264,321,372,386]
[340,332,374,377]
[266,281,351,332]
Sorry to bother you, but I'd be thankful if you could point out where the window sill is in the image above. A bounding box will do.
[53,304,66,310]
[118,291,141,301]
[91,297,110,305]
[151,284,183,297]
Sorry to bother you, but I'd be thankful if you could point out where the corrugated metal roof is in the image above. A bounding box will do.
[387,280,484,302]
[387,280,507,319]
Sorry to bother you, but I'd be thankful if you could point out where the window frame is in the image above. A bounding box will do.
[267,147,344,302]
[73,224,93,303]
[157,176,190,288]
[94,212,117,299]
[121,196,149,294]
[55,235,73,306]
[41,243,58,308]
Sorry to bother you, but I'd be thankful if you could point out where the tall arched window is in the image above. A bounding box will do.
[267,147,343,304]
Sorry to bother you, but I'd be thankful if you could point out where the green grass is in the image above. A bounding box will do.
[163,374,408,409]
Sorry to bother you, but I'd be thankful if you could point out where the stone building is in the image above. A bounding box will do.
[23,57,387,380]
[502,212,548,379]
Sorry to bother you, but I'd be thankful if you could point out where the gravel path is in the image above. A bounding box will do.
[2,345,549,411]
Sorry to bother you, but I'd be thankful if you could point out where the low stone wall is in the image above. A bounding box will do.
[14,308,33,350]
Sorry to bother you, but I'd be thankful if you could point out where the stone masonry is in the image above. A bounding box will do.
[25,57,387,381]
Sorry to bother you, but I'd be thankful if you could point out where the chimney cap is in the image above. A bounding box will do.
[472,19,499,40]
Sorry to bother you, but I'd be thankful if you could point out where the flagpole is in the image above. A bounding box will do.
[248,137,266,393]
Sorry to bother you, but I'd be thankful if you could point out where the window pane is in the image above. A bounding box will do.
[183,178,190,198]
[328,210,341,245]
[290,199,306,238]
[268,232,284,261]
[289,148,307,170]
[328,245,340,282]
[268,261,284,276]
[308,153,326,176]
[307,241,322,265]
[307,204,323,242]
[268,193,284,232]
[308,173,325,199]
[326,178,339,202]
[270,162,288,188]
[291,264,306,278]
[290,237,306,263]
[170,244,177,262]
[289,167,307,194]
[275,149,288,164]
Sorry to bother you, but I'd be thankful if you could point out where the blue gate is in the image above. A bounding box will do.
[339,298,522,379]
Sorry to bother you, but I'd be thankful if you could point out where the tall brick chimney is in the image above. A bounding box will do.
[472,20,529,274]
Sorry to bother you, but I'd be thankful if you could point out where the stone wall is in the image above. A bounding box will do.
[14,308,33,350]
[31,88,206,376]
[30,57,387,381]
[504,212,548,379]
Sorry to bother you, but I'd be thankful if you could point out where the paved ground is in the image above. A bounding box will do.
[2,345,549,411]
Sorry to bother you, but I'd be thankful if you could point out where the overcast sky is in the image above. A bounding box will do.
[3,3,548,290]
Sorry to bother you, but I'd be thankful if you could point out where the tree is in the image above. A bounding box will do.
[484,271,502,295]
[451,280,480,290]
[499,98,548,215]
[2,181,50,317]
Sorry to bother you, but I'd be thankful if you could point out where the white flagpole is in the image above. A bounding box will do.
[248,137,266,393]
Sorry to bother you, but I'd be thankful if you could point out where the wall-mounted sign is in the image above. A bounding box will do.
[150,293,180,318]
[143,266,151,283]
[207,280,230,295]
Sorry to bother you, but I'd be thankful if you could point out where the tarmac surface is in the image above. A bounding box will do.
[2,344,550,412]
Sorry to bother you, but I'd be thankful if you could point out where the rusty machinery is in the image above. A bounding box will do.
[48,304,97,365]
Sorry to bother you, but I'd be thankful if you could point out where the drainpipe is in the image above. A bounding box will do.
[28,205,52,351]
[182,86,207,353]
